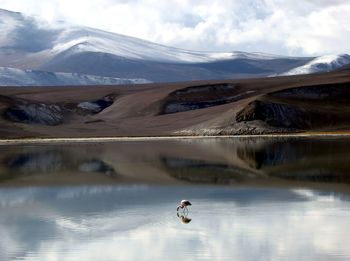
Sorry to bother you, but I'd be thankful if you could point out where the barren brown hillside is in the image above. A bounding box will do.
[0,68,350,139]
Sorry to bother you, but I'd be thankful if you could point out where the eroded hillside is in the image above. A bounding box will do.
[0,68,350,138]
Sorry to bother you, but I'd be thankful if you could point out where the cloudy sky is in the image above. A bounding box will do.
[0,0,349,56]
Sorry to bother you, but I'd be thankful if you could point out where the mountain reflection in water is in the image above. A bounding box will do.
[1,137,350,260]
[0,137,349,190]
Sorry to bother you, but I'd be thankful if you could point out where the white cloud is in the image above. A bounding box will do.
[0,0,349,56]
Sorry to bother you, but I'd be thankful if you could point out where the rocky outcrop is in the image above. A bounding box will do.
[5,103,64,125]
[76,95,115,114]
[161,83,255,114]
[2,94,116,125]
[270,83,350,101]
[235,83,350,131]
[175,121,298,136]
[236,100,310,129]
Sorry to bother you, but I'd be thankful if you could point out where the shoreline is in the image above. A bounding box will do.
[1,133,350,145]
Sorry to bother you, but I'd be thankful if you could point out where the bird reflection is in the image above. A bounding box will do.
[177,212,192,224]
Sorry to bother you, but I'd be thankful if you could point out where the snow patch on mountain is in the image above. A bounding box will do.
[50,27,285,63]
[0,67,151,86]
[1,8,349,82]
[0,9,284,64]
[279,54,350,76]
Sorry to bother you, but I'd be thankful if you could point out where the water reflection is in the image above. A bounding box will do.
[0,137,349,260]
[5,150,115,176]
[162,157,254,184]
[0,137,350,191]
[0,147,117,183]
[236,138,350,183]
[177,213,192,224]
[0,185,349,260]
[6,151,64,173]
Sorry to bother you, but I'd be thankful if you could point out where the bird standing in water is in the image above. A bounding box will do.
[177,200,192,212]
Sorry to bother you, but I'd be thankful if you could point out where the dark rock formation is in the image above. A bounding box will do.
[76,95,114,114]
[235,83,350,132]
[175,120,299,136]
[2,94,116,126]
[5,103,63,125]
[270,83,350,101]
[236,100,310,129]
[161,83,255,114]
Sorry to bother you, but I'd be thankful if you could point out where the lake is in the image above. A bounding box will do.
[0,136,349,260]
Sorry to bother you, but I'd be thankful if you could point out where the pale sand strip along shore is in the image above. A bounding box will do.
[0,133,350,145]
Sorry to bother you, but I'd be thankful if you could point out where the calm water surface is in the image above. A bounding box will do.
[0,137,349,260]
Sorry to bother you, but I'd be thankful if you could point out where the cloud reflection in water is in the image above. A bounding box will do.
[0,186,349,260]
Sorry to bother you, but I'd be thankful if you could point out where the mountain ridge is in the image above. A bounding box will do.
[0,8,349,84]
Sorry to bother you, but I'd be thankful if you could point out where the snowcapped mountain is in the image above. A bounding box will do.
[0,8,282,64]
[0,67,150,86]
[0,8,349,84]
[279,54,350,76]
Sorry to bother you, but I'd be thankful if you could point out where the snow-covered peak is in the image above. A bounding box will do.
[0,67,151,86]
[280,54,350,76]
[0,9,282,64]
[0,8,348,83]
[50,26,284,63]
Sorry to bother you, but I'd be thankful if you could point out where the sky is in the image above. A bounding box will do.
[0,0,349,56]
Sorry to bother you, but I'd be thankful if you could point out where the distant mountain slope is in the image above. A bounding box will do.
[0,67,150,86]
[279,54,350,76]
[0,8,349,83]
[0,9,288,63]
